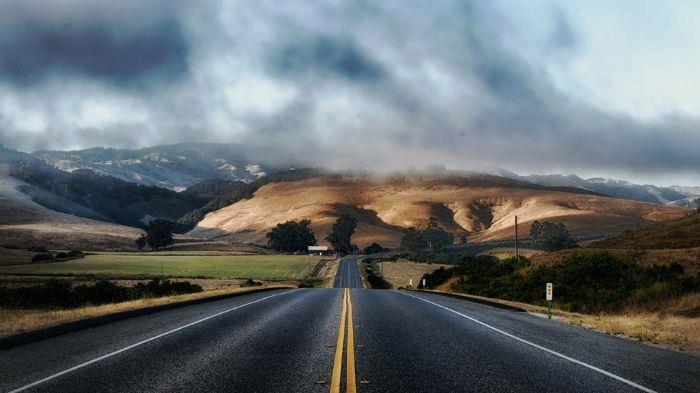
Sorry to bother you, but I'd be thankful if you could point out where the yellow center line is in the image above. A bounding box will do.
[346,289,357,393]
[330,288,348,393]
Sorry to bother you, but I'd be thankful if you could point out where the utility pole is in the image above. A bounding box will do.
[515,216,520,262]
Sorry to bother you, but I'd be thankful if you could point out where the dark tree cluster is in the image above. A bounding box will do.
[142,219,174,250]
[0,278,202,310]
[266,219,317,252]
[363,242,388,255]
[530,220,578,251]
[326,214,358,253]
[399,217,454,252]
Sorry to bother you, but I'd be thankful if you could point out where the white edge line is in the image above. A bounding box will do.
[400,292,657,393]
[9,289,299,393]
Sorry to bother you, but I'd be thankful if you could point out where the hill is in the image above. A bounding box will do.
[32,143,292,190]
[590,212,700,249]
[0,172,142,250]
[4,151,199,228]
[496,171,690,204]
[188,173,687,248]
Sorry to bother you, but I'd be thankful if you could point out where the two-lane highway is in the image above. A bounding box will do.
[333,256,363,289]
[1,256,698,392]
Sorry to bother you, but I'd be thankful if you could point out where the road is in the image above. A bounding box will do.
[333,256,363,289]
[0,257,698,392]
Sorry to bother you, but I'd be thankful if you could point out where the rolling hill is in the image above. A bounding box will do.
[590,212,700,250]
[0,172,142,250]
[188,173,688,248]
[33,143,291,190]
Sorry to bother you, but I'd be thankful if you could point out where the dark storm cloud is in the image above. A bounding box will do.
[270,35,386,82]
[0,1,189,87]
[0,0,698,184]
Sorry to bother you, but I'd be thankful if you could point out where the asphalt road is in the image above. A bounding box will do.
[333,256,363,289]
[1,257,698,392]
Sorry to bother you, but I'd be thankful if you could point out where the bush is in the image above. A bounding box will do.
[297,279,315,288]
[0,278,202,310]
[28,245,48,252]
[419,252,698,313]
[31,253,54,262]
[55,252,68,259]
[241,278,263,287]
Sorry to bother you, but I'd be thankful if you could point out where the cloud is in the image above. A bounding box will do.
[270,35,386,82]
[0,0,698,184]
[0,0,189,88]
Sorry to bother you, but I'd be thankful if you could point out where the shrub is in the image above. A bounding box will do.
[0,278,202,309]
[241,278,262,287]
[31,253,54,262]
[419,251,698,313]
[55,252,68,259]
[28,245,48,252]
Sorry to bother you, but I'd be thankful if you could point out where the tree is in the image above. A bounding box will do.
[135,234,147,250]
[363,242,387,255]
[427,216,439,229]
[325,214,358,253]
[530,220,577,251]
[422,227,453,251]
[144,219,174,250]
[266,219,317,252]
[400,227,423,252]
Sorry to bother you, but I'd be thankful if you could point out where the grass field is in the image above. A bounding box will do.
[0,252,323,280]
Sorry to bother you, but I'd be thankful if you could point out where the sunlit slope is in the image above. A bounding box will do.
[189,174,686,247]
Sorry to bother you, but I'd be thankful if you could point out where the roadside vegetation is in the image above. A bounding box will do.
[0,278,201,309]
[360,258,392,289]
[419,252,699,313]
[0,285,289,338]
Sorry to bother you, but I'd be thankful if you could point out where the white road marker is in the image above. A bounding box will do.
[8,289,299,393]
[400,292,657,393]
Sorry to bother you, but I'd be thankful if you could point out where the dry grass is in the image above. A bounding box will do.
[423,290,700,353]
[591,213,700,249]
[531,248,700,275]
[318,257,340,287]
[381,261,451,288]
[0,247,37,266]
[0,285,291,338]
[188,174,685,247]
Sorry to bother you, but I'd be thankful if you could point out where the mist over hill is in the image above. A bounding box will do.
[32,143,301,190]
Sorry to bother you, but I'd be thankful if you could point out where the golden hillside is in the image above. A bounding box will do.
[188,174,687,248]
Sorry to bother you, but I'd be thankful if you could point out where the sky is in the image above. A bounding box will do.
[0,0,698,186]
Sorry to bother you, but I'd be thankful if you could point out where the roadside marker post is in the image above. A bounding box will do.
[422,278,426,288]
[409,278,413,289]
[546,283,553,319]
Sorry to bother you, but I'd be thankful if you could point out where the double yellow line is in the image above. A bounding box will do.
[330,288,356,393]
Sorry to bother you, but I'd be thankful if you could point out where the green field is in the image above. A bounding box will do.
[0,253,323,280]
